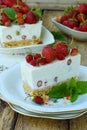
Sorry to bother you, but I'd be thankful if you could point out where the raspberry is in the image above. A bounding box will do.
[79,22,87,32]
[34,96,44,104]
[42,46,56,63]
[29,59,37,66]
[56,53,65,60]
[25,11,37,24]
[70,48,78,56]
[66,95,70,100]
[39,57,47,65]
[33,53,41,60]
[1,13,10,25]
[54,42,68,57]
[25,54,33,63]
[2,0,16,7]
[62,19,78,29]
[16,12,25,25]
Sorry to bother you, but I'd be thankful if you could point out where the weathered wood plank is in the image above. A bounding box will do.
[0,99,18,130]
[15,115,68,130]
[26,0,87,3]
[26,0,87,9]
[42,10,63,31]
[70,113,87,130]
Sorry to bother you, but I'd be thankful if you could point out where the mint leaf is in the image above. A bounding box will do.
[77,81,87,94]
[47,78,87,103]
[31,8,42,18]
[67,77,77,90]
[70,86,78,102]
[3,7,16,20]
[64,6,73,14]
[51,31,67,41]
[47,83,69,98]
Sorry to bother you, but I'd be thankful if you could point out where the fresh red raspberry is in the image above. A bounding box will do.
[29,59,37,66]
[16,12,25,25]
[79,22,87,32]
[2,0,16,7]
[39,57,47,65]
[25,54,33,63]
[25,11,37,24]
[34,96,44,104]
[70,48,78,56]
[54,42,68,57]
[62,19,78,29]
[42,46,56,63]
[77,13,86,22]
[79,4,87,14]
[60,15,68,24]
[33,53,41,60]
[56,53,65,60]
[1,13,10,25]
[17,1,29,14]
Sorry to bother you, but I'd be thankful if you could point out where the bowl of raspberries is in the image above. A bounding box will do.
[52,4,87,41]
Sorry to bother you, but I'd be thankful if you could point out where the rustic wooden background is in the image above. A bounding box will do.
[0,0,87,130]
[26,0,87,9]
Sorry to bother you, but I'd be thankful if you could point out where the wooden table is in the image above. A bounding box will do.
[0,9,87,130]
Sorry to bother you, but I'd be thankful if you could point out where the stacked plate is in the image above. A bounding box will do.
[0,64,87,119]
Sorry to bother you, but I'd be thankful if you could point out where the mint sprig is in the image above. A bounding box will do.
[51,31,67,41]
[31,8,42,18]
[47,78,87,103]
[64,6,73,14]
[3,7,16,20]
[47,83,69,98]
[77,81,87,94]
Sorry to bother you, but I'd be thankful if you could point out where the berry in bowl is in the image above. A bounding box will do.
[52,4,87,41]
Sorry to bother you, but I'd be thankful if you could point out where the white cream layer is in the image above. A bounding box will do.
[0,21,42,43]
[21,54,81,90]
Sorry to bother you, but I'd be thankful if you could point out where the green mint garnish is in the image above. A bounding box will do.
[67,78,79,102]
[64,6,74,14]
[77,81,87,94]
[31,8,42,18]
[47,82,69,98]
[51,31,67,41]
[3,7,16,20]
[47,78,87,103]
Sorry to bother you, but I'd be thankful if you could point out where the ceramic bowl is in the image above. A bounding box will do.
[52,17,87,41]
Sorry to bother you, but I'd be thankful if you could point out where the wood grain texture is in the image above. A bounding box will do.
[70,114,87,130]
[15,115,68,130]
[0,100,18,130]
[26,0,87,9]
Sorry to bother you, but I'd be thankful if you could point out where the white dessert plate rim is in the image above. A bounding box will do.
[10,104,87,119]
[0,94,86,119]
[0,64,87,114]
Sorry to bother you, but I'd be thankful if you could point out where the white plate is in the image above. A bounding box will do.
[10,104,87,119]
[0,94,86,119]
[52,17,87,41]
[0,64,87,114]
[0,26,55,55]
